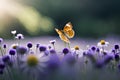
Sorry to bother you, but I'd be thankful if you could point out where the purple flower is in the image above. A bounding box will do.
[63,54,76,65]
[0,63,5,69]
[47,54,60,71]
[63,48,69,55]
[0,38,3,43]
[114,44,119,50]
[91,46,96,51]
[49,40,56,44]
[96,48,100,52]
[27,42,33,48]
[114,54,119,62]
[103,55,113,65]
[15,33,24,40]
[2,55,10,63]
[49,49,56,54]
[39,45,47,52]
[7,60,13,67]
[111,49,115,53]
[36,44,40,48]
[86,51,96,63]
[17,46,27,54]
[9,49,16,55]
[3,44,7,48]
[48,45,52,49]
[83,51,86,56]
[44,50,49,56]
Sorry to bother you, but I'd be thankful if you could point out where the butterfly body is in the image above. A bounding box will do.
[55,22,75,43]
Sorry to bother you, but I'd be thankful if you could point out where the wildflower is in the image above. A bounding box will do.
[63,48,69,55]
[9,49,16,55]
[27,54,39,66]
[114,44,119,50]
[48,44,52,49]
[97,40,109,47]
[74,45,79,50]
[50,40,56,45]
[50,40,56,49]
[17,46,27,55]
[63,53,76,66]
[3,44,7,49]
[47,53,60,71]
[0,38,3,43]
[44,50,49,56]
[11,44,18,49]
[91,46,96,51]
[15,33,24,40]
[103,52,108,55]
[20,53,49,75]
[96,48,100,52]
[0,63,5,70]
[114,54,119,62]
[103,55,113,65]
[27,42,33,48]
[49,49,56,54]
[112,49,115,54]
[7,60,13,67]
[2,55,10,63]
[39,45,47,52]
[83,51,87,56]
[71,46,84,58]
[11,30,17,35]
[85,51,96,63]
[36,44,40,48]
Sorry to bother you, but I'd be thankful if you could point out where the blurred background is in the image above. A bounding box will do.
[0,0,120,39]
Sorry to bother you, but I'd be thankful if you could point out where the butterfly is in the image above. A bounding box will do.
[55,22,75,43]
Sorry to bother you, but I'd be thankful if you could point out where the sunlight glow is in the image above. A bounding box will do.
[0,0,14,18]
[0,0,54,35]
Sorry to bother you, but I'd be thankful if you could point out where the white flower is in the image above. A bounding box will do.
[97,40,109,48]
[20,53,49,77]
[11,43,18,49]
[11,30,17,35]
[15,33,24,39]
[75,49,84,58]
[49,40,56,44]
[71,46,84,58]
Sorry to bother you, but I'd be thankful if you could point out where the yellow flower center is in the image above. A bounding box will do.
[27,54,38,67]
[74,45,79,50]
[100,40,105,45]
[12,44,18,49]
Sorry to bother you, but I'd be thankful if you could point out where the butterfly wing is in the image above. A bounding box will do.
[55,28,70,43]
[64,30,75,38]
[63,22,73,31]
[63,22,75,38]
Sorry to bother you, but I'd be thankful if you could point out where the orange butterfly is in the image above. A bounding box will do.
[55,22,75,43]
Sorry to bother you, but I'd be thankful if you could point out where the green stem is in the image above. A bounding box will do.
[53,44,55,50]
[68,43,70,49]
[64,42,66,48]
[0,47,4,56]
[6,66,13,80]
